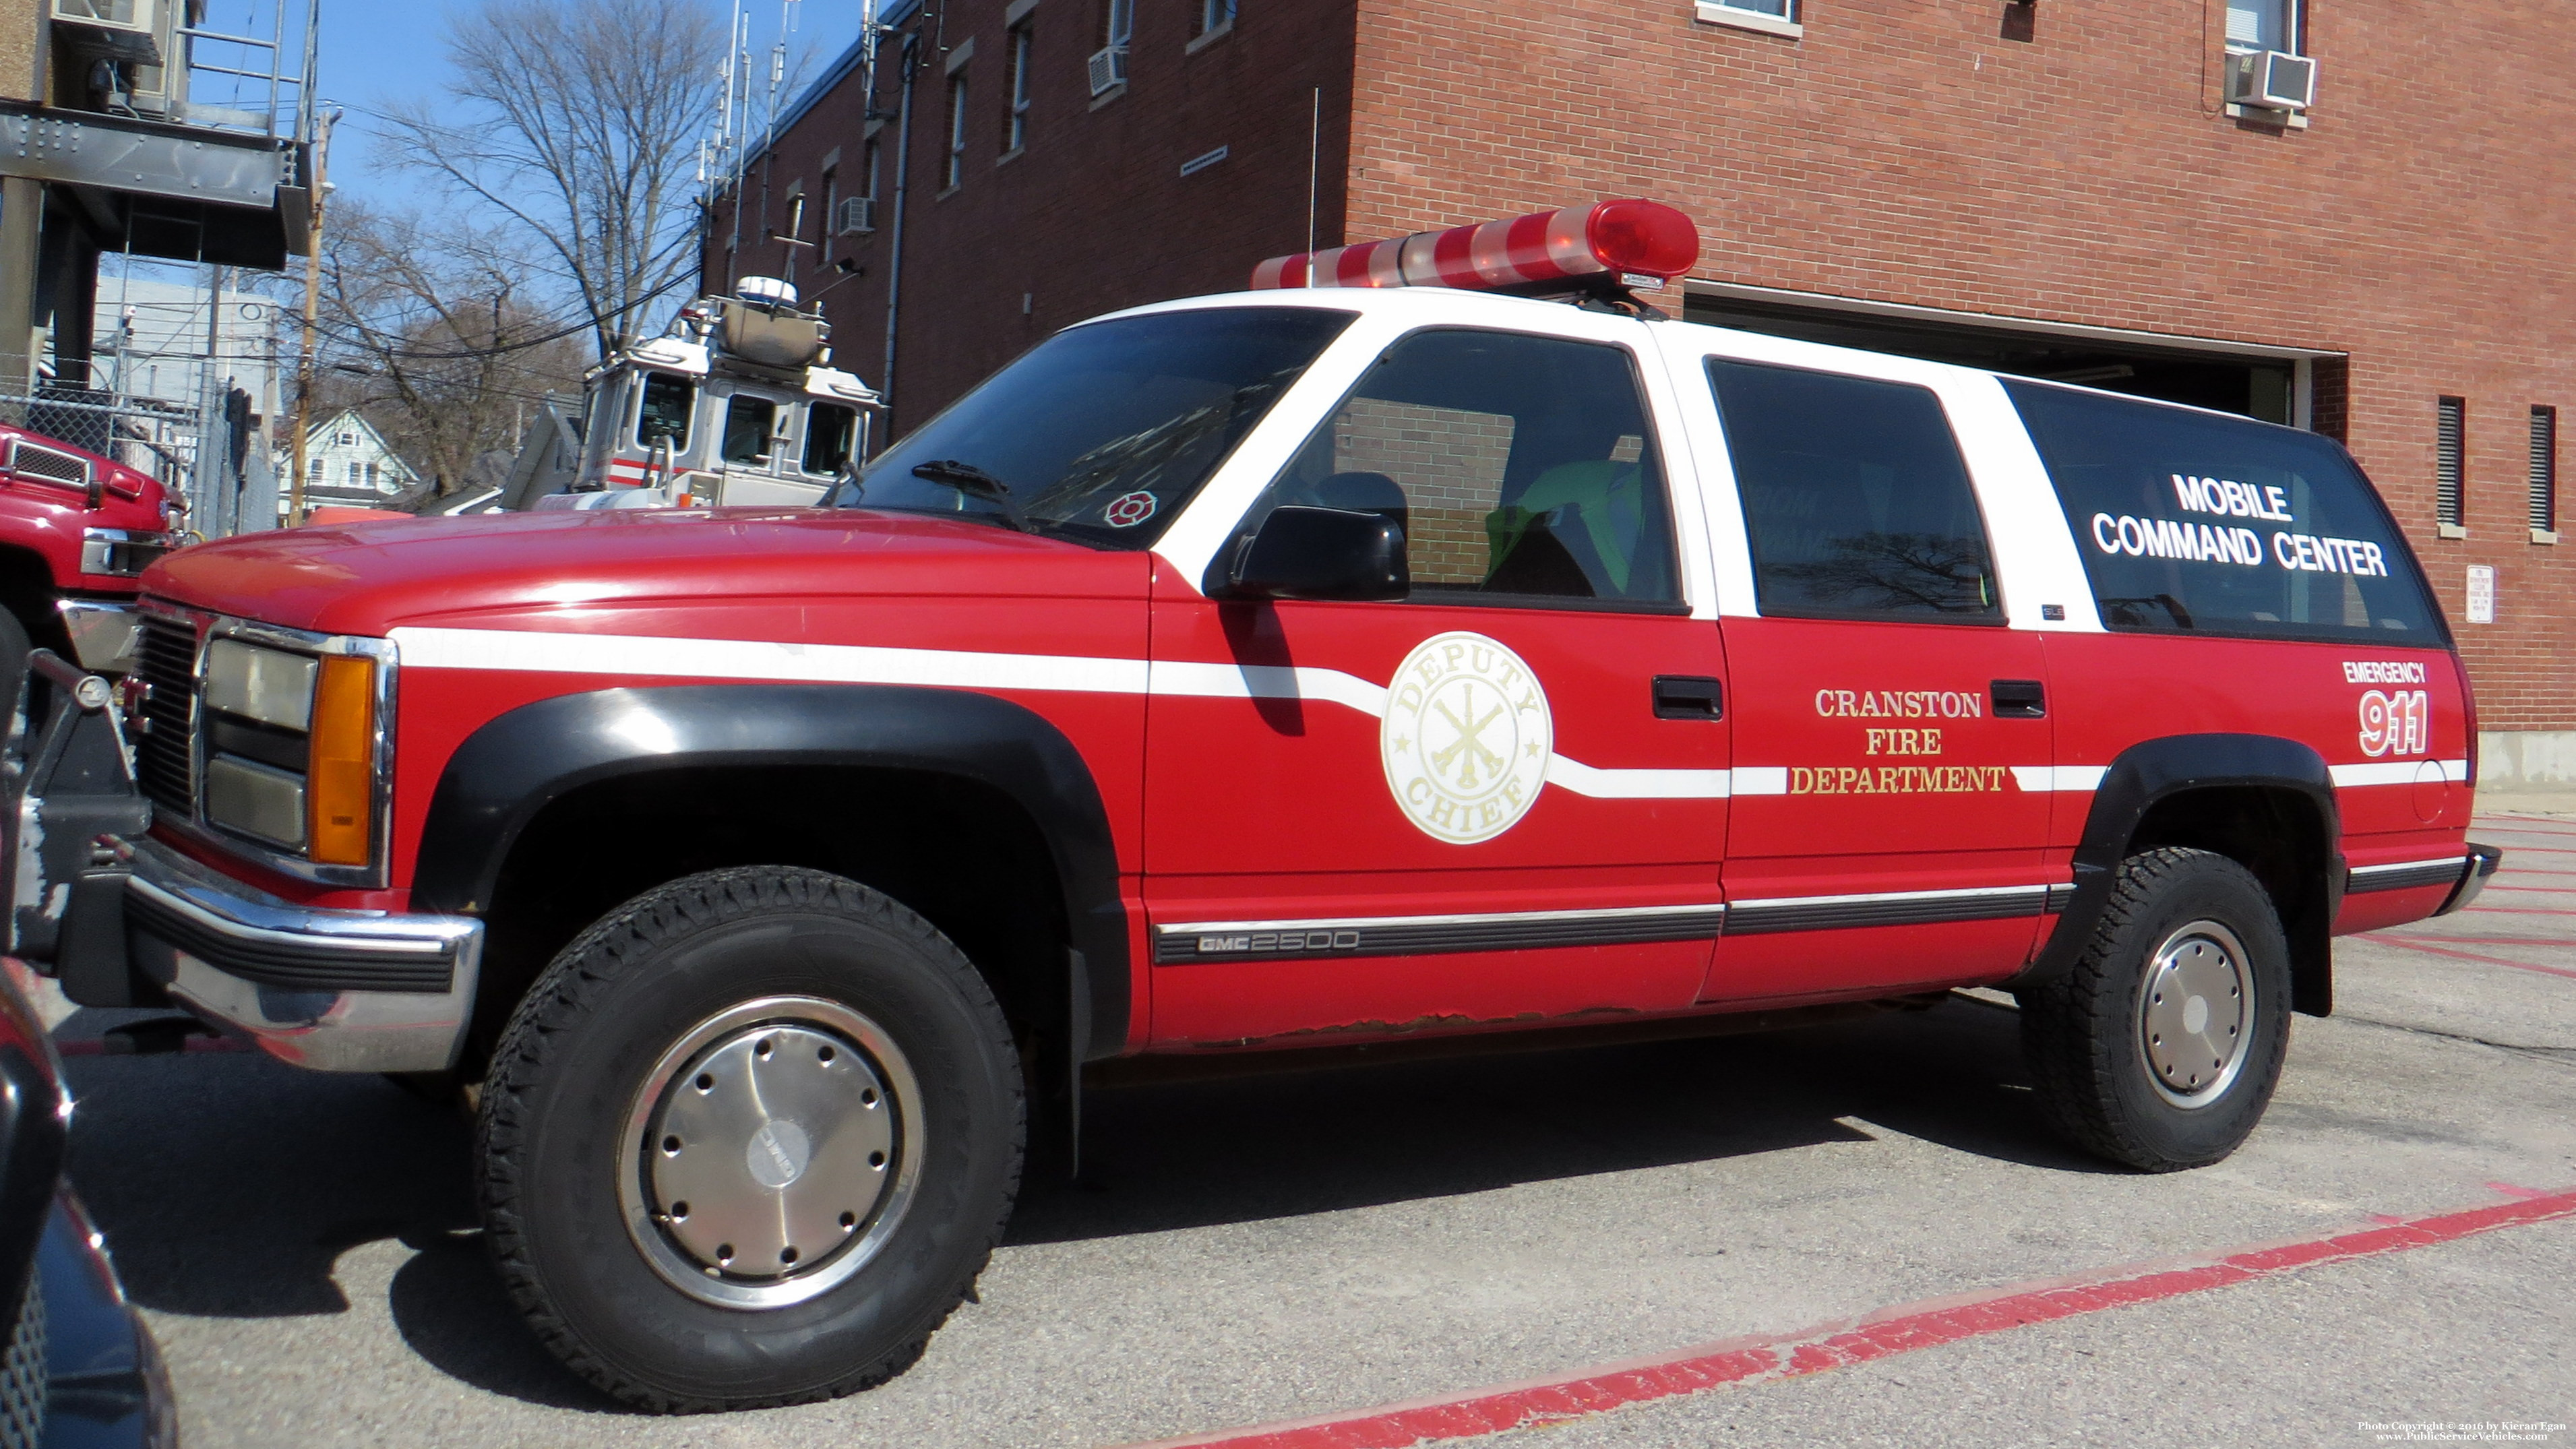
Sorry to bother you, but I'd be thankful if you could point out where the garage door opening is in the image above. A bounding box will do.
[1682,284,2337,431]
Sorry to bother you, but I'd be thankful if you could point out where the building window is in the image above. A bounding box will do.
[2534,406,2559,536]
[862,138,880,210]
[2224,0,2298,53]
[944,73,968,189]
[1104,0,1133,48]
[818,168,837,260]
[1005,24,1031,153]
[1197,0,1235,35]
[2436,396,2466,529]
[1700,0,1795,26]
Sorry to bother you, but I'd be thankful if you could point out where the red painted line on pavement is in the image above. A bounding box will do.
[2368,937,2576,980]
[2486,1183,2554,1200]
[2378,934,2576,948]
[2482,886,2576,894]
[2451,906,2576,917]
[1135,1189,2576,1449]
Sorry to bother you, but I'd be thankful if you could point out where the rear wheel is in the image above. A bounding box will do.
[478,867,1022,1411]
[2019,847,2292,1171]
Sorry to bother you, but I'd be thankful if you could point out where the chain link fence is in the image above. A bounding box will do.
[0,390,204,495]
[0,389,274,536]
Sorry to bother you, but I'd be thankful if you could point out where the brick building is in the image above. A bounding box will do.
[704,0,2575,776]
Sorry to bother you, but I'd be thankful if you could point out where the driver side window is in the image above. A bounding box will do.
[1248,328,1680,605]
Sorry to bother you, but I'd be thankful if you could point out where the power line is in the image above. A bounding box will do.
[309,269,700,362]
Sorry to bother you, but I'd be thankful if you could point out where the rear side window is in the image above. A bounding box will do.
[1707,359,2000,622]
[2004,380,2442,642]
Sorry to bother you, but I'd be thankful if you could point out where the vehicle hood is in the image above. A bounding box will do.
[143,507,1152,637]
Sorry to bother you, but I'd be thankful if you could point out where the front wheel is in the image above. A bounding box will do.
[477,867,1023,1411]
[2019,847,2293,1171]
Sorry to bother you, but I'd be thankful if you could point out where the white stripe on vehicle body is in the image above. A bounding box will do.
[2329,760,2470,787]
[390,626,1729,800]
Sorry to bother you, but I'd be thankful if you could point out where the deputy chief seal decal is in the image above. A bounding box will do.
[1381,631,1552,844]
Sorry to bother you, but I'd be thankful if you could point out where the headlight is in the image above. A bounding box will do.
[206,640,316,729]
[197,640,379,865]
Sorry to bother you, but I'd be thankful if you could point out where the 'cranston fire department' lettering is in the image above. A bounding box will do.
[1813,689,1984,719]
[1791,764,2015,795]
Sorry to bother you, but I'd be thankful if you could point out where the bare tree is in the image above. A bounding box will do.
[377,0,725,361]
[311,203,586,501]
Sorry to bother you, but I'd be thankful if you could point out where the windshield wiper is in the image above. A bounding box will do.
[910,459,1030,532]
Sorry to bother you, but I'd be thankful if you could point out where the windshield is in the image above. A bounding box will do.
[826,306,1355,546]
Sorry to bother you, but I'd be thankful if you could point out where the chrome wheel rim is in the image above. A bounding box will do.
[618,995,923,1309]
[2135,920,2254,1110]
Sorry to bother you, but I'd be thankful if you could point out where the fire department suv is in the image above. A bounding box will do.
[2,202,2500,1412]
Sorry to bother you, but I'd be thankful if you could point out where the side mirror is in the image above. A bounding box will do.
[1213,505,1409,603]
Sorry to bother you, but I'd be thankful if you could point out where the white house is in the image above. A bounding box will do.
[285,410,421,514]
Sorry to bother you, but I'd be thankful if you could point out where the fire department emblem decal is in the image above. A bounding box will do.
[1380,632,1552,844]
[1103,491,1158,528]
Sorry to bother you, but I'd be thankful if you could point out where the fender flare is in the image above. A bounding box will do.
[2013,733,2341,1013]
[408,683,1129,1059]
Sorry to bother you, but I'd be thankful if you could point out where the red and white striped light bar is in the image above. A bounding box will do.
[1250,199,1700,292]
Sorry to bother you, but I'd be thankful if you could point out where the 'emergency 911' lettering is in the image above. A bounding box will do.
[1790,765,2013,795]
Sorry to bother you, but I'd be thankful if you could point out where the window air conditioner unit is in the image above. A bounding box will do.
[2227,49,2315,111]
[1087,44,1128,97]
[836,196,875,237]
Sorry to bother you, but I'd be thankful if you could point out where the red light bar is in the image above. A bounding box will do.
[1250,199,1700,293]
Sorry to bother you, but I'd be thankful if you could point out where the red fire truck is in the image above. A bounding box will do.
[0,421,181,693]
[1,201,2496,1412]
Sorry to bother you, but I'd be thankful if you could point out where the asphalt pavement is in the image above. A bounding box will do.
[42,804,2575,1448]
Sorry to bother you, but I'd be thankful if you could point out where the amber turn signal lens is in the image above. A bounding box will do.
[307,655,377,866]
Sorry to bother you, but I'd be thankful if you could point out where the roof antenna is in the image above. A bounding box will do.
[1304,88,1320,286]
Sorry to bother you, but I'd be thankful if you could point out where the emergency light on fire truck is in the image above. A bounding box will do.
[1250,198,1700,297]
[512,276,881,513]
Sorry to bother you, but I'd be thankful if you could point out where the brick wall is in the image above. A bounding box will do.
[708,0,1361,442]
[710,0,2575,729]
[1342,0,2576,728]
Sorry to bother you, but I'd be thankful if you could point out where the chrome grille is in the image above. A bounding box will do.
[134,612,199,818]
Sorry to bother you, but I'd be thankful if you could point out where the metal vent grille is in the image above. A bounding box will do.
[134,613,199,819]
[3,438,90,491]
[2532,405,2558,533]
[2436,396,2465,527]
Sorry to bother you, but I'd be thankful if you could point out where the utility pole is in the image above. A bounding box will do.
[288,106,338,524]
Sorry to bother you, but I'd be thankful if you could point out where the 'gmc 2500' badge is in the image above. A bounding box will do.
[1380,632,1552,845]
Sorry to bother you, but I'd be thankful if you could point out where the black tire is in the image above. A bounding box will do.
[2018,847,2292,1172]
[478,867,1023,1412]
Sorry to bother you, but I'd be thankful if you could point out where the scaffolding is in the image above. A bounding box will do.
[3,0,321,534]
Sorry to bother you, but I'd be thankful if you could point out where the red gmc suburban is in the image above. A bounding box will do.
[1,204,2496,1412]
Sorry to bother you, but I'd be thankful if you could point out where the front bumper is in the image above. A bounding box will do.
[7,648,481,1074]
[115,837,483,1074]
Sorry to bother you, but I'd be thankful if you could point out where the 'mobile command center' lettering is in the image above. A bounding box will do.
[2088,474,2389,578]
